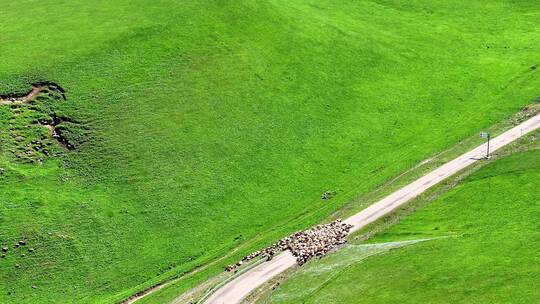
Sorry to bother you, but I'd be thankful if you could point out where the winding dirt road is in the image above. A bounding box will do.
[201,113,540,304]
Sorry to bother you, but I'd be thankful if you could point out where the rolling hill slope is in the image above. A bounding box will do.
[0,0,539,303]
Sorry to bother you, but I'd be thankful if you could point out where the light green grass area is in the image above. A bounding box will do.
[265,147,540,304]
[0,1,539,303]
[262,239,436,304]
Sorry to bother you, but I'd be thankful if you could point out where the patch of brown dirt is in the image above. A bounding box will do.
[0,82,66,105]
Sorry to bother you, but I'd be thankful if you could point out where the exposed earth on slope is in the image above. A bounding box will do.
[0,82,83,163]
[0,82,66,105]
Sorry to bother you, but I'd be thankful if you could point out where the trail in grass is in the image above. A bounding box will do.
[0,83,66,105]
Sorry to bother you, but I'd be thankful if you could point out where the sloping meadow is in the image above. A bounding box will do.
[0,0,539,303]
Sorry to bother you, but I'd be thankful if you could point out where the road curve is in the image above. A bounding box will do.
[202,114,540,304]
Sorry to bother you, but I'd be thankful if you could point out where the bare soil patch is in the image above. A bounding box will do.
[0,82,66,105]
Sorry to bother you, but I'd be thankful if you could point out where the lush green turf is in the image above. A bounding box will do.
[1,0,539,303]
[266,147,540,304]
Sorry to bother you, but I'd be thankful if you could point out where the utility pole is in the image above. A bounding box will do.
[480,132,491,159]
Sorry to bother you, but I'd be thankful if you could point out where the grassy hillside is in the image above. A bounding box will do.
[265,144,540,303]
[0,0,539,303]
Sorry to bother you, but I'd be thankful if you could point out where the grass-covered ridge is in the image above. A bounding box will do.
[265,147,540,304]
[1,1,539,303]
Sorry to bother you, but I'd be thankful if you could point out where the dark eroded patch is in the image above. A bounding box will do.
[0,82,84,164]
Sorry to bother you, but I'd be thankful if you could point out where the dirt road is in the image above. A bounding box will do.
[202,113,540,304]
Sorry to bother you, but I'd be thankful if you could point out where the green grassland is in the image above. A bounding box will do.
[264,139,540,304]
[1,0,539,303]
